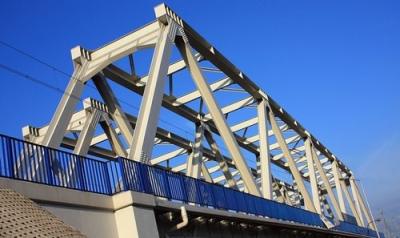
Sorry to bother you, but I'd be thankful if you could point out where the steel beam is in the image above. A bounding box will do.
[41,63,87,148]
[81,21,161,81]
[176,38,260,196]
[201,163,213,183]
[310,144,344,221]
[73,109,102,155]
[336,175,363,226]
[203,128,238,189]
[129,22,176,162]
[172,77,233,106]
[305,138,322,214]
[203,96,255,121]
[332,160,347,214]
[257,99,272,199]
[186,124,204,179]
[350,177,376,230]
[231,118,258,133]
[99,114,127,157]
[151,148,186,165]
[92,75,134,145]
[268,107,316,212]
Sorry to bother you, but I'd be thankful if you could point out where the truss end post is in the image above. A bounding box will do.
[154,3,184,27]
[22,125,40,142]
[82,97,108,113]
[154,3,168,24]
[71,45,91,67]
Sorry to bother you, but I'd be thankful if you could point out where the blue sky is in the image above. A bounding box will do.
[0,0,399,230]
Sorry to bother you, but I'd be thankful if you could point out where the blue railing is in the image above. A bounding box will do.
[118,158,324,227]
[0,134,382,237]
[0,135,111,194]
[335,221,383,238]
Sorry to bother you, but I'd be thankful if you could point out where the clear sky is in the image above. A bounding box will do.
[0,0,399,231]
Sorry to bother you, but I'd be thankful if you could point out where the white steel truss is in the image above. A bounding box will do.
[21,3,376,230]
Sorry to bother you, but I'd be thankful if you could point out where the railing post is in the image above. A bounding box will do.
[162,170,171,199]
[5,137,14,178]
[76,156,86,191]
[136,162,145,193]
[117,157,128,191]
[138,162,152,194]
[43,147,54,185]
[103,161,112,195]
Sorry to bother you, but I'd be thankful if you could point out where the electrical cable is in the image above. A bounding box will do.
[0,40,194,139]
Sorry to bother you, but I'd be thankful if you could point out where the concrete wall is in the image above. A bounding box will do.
[41,203,119,238]
[114,205,159,238]
[0,178,160,238]
[1,178,357,238]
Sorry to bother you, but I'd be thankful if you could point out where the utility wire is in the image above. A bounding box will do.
[0,61,198,147]
[0,63,83,102]
[0,40,195,139]
[0,40,72,79]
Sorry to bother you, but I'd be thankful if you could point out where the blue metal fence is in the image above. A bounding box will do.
[118,158,325,226]
[0,134,383,237]
[0,135,111,194]
[335,221,382,238]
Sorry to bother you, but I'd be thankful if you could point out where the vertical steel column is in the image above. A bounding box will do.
[176,38,260,196]
[42,63,87,148]
[331,160,347,214]
[304,138,322,214]
[129,22,175,162]
[186,123,204,179]
[257,99,272,199]
[268,108,316,212]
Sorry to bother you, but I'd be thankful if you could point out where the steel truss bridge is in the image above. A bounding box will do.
[5,3,381,237]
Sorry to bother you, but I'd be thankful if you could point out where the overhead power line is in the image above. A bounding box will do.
[0,40,195,139]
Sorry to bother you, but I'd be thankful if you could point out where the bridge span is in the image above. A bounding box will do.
[0,3,383,238]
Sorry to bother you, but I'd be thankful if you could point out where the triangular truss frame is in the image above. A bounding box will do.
[22,3,376,230]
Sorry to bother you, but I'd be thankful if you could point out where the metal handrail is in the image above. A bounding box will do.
[0,134,382,237]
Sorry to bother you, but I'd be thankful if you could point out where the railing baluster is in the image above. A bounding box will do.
[103,162,112,194]
[117,158,128,191]
[43,147,53,186]
[5,137,14,178]
[76,156,85,191]
[93,161,102,193]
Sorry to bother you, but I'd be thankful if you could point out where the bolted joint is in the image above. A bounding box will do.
[22,125,40,141]
[71,46,91,66]
[82,98,109,113]
[154,3,183,27]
